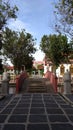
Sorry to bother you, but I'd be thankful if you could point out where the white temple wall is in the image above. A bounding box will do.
[44,64,73,78]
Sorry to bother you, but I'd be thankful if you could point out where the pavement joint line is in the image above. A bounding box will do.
[4,94,22,124]
[42,94,52,130]
[0,95,15,114]
[59,93,73,105]
[56,94,73,124]
[25,94,32,130]
[1,93,73,130]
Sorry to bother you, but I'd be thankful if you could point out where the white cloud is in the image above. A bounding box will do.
[7,19,29,31]
[7,19,37,37]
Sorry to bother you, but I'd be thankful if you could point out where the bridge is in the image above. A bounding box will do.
[0,75,73,130]
[17,77,54,93]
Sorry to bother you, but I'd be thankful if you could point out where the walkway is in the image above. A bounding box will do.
[0,93,73,130]
[0,77,73,130]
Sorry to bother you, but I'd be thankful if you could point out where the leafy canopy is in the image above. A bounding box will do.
[40,34,71,68]
[54,0,73,39]
[2,28,36,72]
[0,0,18,30]
[0,0,18,73]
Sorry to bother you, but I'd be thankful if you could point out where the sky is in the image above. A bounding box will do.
[6,0,58,62]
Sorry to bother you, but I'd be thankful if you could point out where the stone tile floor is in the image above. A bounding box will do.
[0,93,73,130]
[65,94,73,102]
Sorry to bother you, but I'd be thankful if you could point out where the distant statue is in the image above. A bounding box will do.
[63,69,71,94]
[2,70,7,81]
[1,70,10,95]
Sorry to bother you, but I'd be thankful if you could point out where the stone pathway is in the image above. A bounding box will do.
[0,93,73,130]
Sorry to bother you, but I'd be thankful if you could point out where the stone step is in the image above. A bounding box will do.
[28,86,47,92]
[19,78,54,93]
[28,87,47,93]
[27,78,48,93]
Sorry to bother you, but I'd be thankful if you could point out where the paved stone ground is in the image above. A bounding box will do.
[62,94,73,105]
[0,93,73,130]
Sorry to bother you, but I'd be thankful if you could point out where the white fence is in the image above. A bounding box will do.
[0,74,73,84]
[0,74,16,83]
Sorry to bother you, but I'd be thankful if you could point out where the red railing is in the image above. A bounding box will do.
[44,71,57,93]
[16,72,28,93]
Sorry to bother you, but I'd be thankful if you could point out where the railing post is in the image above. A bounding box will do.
[16,76,19,93]
[54,76,57,93]
[50,73,57,93]
[63,70,71,94]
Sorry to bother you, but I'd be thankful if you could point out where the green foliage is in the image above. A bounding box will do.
[40,34,71,68]
[2,28,36,72]
[69,40,73,58]
[40,35,50,55]
[0,0,18,72]
[54,0,73,38]
[0,0,18,30]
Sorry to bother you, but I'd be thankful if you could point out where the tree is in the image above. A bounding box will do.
[0,0,18,30]
[2,28,36,73]
[68,40,73,59]
[0,0,18,73]
[54,0,73,39]
[40,34,71,73]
